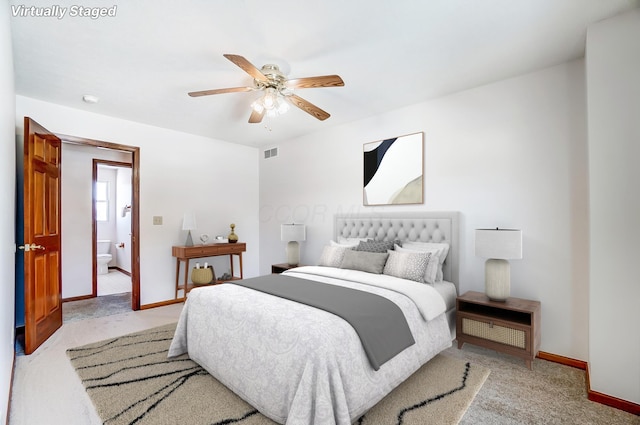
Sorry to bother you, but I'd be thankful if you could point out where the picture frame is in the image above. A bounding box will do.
[363,132,424,206]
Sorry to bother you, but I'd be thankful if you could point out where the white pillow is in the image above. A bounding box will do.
[330,239,362,248]
[338,237,370,243]
[402,241,449,264]
[395,244,440,284]
[383,250,431,283]
[318,246,350,267]
[401,242,449,281]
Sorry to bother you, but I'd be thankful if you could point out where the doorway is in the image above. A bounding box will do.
[93,160,133,315]
[59,133,141,311]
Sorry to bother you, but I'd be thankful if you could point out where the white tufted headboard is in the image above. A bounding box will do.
[334,212,459,292]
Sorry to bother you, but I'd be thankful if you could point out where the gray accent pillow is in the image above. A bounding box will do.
[383,250,432,283]
[400,242,449,282]
[318,245,351,267]
[340,250,389,274]
[355,239,397,253]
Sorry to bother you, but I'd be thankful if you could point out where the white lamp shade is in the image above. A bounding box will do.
[281,224,306,242]
[475,229,522,260]
[182,212,197,231]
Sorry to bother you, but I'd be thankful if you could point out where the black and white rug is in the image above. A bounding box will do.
[67,324,489,425]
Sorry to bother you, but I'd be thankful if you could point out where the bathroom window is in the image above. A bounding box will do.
[95,181,109,221]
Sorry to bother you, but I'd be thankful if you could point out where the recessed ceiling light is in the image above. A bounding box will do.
[82,94,99,104]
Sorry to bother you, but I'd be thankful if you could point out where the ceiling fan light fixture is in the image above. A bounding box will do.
[263,91,276,109]
[252,88,289,118]
[251,99,265,113]
[277,98,290,115]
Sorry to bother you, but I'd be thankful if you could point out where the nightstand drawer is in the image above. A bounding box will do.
[461,317,526,349]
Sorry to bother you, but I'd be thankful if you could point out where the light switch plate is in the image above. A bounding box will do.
[153,216,163,225]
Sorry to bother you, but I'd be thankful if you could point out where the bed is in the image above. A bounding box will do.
[168,212,459,425]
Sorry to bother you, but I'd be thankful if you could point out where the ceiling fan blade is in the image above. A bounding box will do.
[286,75,344,89]
[188,87,254,97]
[223,54,268,83]
[248,108,265,124]
[288,94,330,121]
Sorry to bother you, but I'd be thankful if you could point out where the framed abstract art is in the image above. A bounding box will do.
[363,132,424,206]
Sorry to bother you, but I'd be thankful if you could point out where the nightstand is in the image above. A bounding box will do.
[271,263,304,274]
[456,291,541,369]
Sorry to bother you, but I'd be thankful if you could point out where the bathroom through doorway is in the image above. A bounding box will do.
[94,159,133,299]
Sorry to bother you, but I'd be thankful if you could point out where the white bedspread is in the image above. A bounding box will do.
[168,266,451,425]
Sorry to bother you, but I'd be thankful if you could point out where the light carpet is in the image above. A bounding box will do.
[63,292,132,323]
[67,323,489,425]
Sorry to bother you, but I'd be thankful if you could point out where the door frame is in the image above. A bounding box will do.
[93,159,134,298]
[58,133,141,310]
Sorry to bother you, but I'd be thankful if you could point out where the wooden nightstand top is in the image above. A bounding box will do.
[457,291,540,313]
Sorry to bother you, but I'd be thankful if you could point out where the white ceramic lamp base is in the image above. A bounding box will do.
[485,258,510,301]
[286,241,300,266]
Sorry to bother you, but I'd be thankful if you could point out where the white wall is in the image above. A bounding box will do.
[260,60,589,361]
[586,9,640,404]
[16,96,260,305]
[62,145,130,298]
[0,4,15,423]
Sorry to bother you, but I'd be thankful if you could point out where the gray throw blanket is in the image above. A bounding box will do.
[229,274,415,370]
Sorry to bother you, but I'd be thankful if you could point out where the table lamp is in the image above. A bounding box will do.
[182,212,197,247]
[281,223,306,266]
[475,228,522,301]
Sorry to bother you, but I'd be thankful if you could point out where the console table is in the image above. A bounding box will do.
[172,243,246,300]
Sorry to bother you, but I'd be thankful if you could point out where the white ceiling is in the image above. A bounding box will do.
[9,0,639,147]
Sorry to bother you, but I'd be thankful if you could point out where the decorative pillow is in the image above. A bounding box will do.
[318,246,351,267]
[395,245,439,284]
[401,242,450,281]
[355,239,397,253]
[383,250,432,283]
[339,250,389,274]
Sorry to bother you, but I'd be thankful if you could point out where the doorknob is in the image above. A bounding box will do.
[18,244,45,252]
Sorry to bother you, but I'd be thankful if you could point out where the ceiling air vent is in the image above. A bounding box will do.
[263,147,278,159]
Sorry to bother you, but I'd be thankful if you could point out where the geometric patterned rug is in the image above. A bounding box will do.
[67,323,489,425]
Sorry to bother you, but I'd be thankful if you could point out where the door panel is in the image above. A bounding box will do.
[23,117,63,354]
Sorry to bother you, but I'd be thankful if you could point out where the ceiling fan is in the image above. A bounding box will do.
[188,54,344,124]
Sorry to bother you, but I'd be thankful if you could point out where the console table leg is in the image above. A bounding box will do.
[175,258,180,299]
[183,259,190,301]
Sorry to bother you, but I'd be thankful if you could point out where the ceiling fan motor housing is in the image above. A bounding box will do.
[256,64,286,90]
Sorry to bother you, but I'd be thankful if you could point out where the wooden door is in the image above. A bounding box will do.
[22,117,63,354]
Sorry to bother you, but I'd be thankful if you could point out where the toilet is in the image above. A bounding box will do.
[97,240,113,275]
